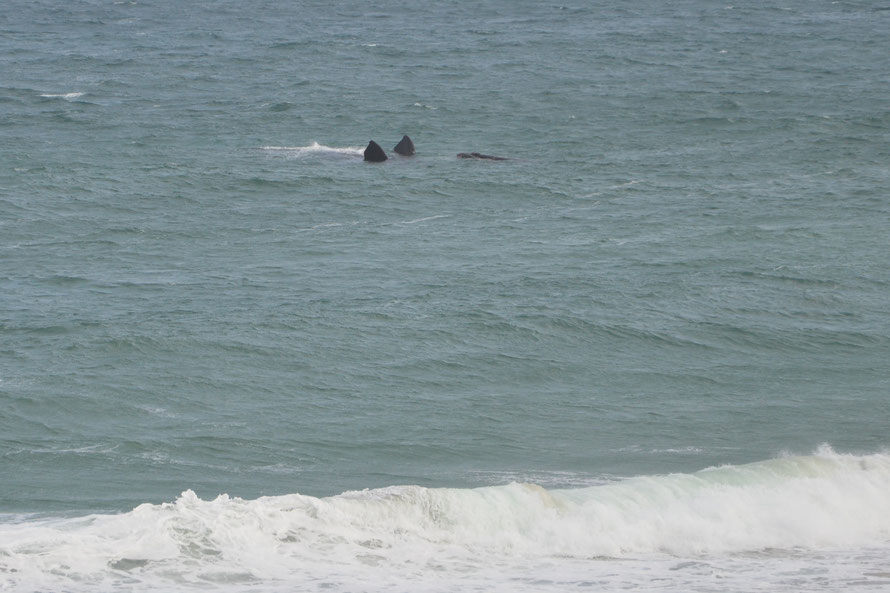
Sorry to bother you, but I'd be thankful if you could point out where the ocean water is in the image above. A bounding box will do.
[1,0,889,591]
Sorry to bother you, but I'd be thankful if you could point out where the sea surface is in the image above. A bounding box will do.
[2,0,890,591]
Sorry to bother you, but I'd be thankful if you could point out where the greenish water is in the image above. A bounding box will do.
[1,1,889,591]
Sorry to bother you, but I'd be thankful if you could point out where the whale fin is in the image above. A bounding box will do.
[364,140,388,162]
[393,135,415,156]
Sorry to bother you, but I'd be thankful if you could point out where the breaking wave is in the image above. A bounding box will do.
[2,447,890,591]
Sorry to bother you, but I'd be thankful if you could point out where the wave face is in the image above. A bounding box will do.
[3,449,890,592]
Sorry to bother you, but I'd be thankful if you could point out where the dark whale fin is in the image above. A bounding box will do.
[393,135,415,156]
[364,140,388,162]
[457,152,508,161]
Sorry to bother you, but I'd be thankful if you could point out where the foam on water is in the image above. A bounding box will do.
[2,447,890,592]
[37,92,84,99]
[259,142,364,157]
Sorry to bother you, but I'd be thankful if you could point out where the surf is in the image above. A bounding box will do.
[2,447,889,592]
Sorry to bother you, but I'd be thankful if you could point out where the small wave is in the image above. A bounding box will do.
[614,445,706,454]
[609,179,642,189]
[396,215,450,225]
[268,101,296,112]
[466,470,615,488]
[270,40,311,50]
[23,443,120,455]
[295,221,362,233]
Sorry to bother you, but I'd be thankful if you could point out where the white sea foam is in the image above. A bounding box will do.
[2,447,890,592]
[38,92,84,99]
[259,142,364,157]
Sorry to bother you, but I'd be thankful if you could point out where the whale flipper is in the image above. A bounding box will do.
[457,152,508,161]
[364,140,388,162]
[393,135,415,156]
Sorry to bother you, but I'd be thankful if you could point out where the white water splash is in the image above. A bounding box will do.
[260,142,364,157]
[2,448,890,592]
[39,92,84,100]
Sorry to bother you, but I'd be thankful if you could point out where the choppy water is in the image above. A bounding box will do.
[2,0,889,591]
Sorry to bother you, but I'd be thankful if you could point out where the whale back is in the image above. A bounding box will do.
[457,152,508,161]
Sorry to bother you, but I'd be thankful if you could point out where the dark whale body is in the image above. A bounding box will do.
[457,152,508,161]
[393,135,415,156]
[363,137,506,162]
[363,140,388,162]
